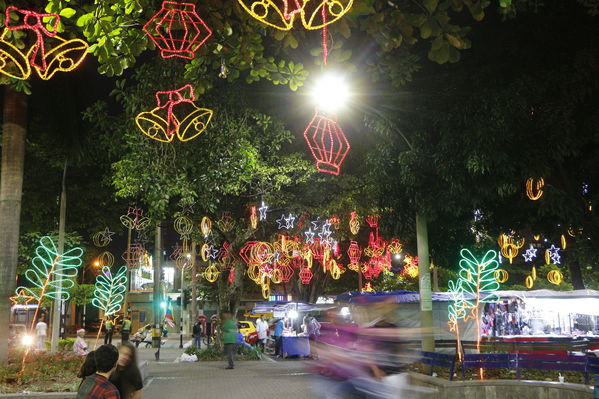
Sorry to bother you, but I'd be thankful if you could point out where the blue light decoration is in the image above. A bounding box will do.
[258,201,268,221]
[547,244,561,264]
[522,245,537,263]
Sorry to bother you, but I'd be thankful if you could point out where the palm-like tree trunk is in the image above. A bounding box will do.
[0,87,27,362]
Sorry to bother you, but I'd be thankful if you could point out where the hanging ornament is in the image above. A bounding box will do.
[143,1,212,59]
[200,216,212,236]
[299,266,313,284]
[120,207,151,231]
[526,177,544,200]
[387,239,403,255]
[494,269,509,283]
[249,206,258,229]
[522,245,537,263]
[547,270,563,285]
[136,84,213,143]
[560,234,567,250]
[498,234,525,264]
[98,251,115,268]
[228,267,235,284]
[121,243,148,269]
[91,228,115,247]
[546,245,561,264]
[304,228,315,244]
[328,215,340,229]
[303,112,350,175]
[216,212,236,232]
[525,275,534,289]
[349,211,360,235]
[0,7,89,81]
[203,264,220,282]
[258,201,268,220]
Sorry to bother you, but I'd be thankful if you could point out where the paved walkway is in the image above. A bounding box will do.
[135,346,318,399]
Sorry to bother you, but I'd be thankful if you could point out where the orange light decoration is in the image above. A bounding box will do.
[0,7,89,81]
[120,207,151,230]
[494,269,509,283]
[362,282,375,292]
[200,243,211,262]
[525,275,534,289]
[560,234,567,250]
[547,270,563,285]
[143,1,212,60]
[303,112,350,175]
[92,228,115,247]
[203,264,220,282]
[121,243,148,269]
[387,239,403,255]
[200,216,212,236]
[136,84,213,143]
[526,177,544,200]
[349,211,360,235]
[236,0,353,64]
[249,206,258,229]
[216,212,236,232]
[325,215,339,231]
[402,255,419,278]
[498,234,525,264]
[98,251,115,267]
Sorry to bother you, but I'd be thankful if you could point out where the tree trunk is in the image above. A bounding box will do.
[51,159,67,352]
[416,213,434,353]
[0,88,27,362]
[568,258,585,290]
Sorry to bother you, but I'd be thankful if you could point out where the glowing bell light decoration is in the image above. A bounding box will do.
[143,1,212,60]
[136,84,213,142]
[303,112,350,175]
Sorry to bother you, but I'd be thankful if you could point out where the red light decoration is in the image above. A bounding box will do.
[387,238,403,255]
[364,232,386,258]
[299,266,313,284]
[310,238,328,261]
[143,1,212,60]
[228,267,235,284]
[249,206,258,229]
[122,243,148,269]
[328,215,340,229]
[349,211,360,234]
[347,241,362,265]
[277,263,295,282]
[136,84,213,143]
[303,112,350,175]
[0,7,89,80]
[365,215,379,229]
[239,241,258,264]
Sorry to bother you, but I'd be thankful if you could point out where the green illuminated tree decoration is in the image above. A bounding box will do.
[92,266,128,317]
[14,236,83,305]
[448,249,500,360]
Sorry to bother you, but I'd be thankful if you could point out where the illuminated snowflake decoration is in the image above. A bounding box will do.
[548,245,561,265]
[522,245,537,263]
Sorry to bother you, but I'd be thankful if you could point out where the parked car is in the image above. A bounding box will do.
[238,320,257,338]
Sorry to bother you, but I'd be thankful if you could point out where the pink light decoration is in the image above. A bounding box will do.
[278,263,294,282]
[239,241,257,265]
[328,215,340,229]
[365,215,379,229]
[143,1,212,60]
[228,267,235,284]
[310,238,328,261]
[303,112,350,175]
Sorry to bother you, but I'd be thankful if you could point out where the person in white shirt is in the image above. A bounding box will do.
[255,316,268,352]
[73,328,88,356]
[35,317,47,350]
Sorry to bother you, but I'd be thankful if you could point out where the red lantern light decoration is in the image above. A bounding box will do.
[303,112,350,175]
[0,7,89,81]
[136,84,213,143]
[228,267,235,284]
[143,1,212,60]
[122,243,148,269]
[299,266,313,284]
[278,263,295,282]
[364,232,386,258]
[347,241,362,266]
[239,241,258,264]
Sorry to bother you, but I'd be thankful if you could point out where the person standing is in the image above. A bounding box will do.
[274,318,284,358]
[76,344,120,399]
[35,316,47,351]
[104,318,114,345]
[74,329,89,356]
[110,343,143,399]
[255,316,268,352]
[121,316,132,344]
[192,319,202,349]
[222,312,238,369]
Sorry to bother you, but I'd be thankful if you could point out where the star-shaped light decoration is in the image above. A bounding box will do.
[473,209,483,222]
[258,201,268,221]
[276,214,287,229]
[284,214,296,229]
[319,222,332,241]
[208,245,220,260]
[522,245,537,263]
[305,228,315,244]
[547,245,561,265]
[311,217,321,230]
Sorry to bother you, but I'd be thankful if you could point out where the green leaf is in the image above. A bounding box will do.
[423,0,438,13]
[59,7,77,19]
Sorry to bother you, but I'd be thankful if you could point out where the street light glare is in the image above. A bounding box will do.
[311,73,349,112]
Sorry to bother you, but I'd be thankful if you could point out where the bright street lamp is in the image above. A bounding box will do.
[310,72,350,113]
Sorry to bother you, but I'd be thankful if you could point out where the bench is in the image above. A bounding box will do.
[397,351,456,380]
[461,353,518,380]
[516,353,589,382]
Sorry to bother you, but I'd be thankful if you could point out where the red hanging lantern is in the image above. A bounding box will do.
[228,267,235,284]
[303,112,350,175]
[277,263,295,282]
[347,241,362,265]
[239,241,258,264]
[143,1,212,60]
[299,266,313,284]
